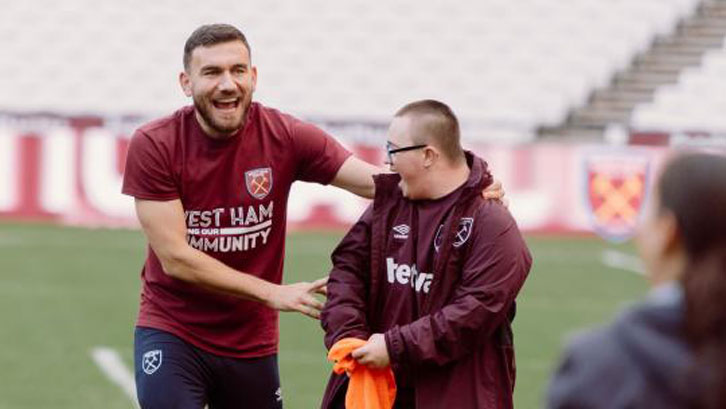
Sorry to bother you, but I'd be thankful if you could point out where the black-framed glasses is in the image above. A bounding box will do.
[386,141,427,163]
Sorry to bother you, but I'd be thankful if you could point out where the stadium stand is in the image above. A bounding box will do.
[632,43,726,132]
[544,0,726,140]
[0,0,705,142]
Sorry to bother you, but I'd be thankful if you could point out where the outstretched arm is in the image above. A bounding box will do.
[330,156,383,199]
[330,156,506,202]
[135,198,326,319]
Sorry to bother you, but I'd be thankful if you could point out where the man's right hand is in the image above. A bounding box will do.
[135,199,330,318]
[265,277,328,319]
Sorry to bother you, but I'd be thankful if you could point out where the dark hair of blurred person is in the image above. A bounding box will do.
[546,152,726,409]
[665,153,726,409]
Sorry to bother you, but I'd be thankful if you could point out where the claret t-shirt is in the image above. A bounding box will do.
[122,102,351,358]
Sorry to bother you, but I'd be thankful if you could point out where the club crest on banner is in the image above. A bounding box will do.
[584,152,650,241]
[434,218,474,252]
[142,349,162,375]
[245,167,273,200]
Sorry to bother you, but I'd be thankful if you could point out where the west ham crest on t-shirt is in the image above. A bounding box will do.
[245,167,273,200]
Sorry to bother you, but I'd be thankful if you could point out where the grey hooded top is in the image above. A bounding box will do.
[547,283,707,409]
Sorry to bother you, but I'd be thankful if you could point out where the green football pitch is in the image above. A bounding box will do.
[0,222,646,409]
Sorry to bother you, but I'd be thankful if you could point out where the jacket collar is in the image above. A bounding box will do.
[373,151,491,200]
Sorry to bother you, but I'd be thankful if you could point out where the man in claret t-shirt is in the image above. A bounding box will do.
[123,24,503,409]
[320,100,532,409]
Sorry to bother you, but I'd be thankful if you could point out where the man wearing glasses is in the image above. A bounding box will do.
[320,100,532,409]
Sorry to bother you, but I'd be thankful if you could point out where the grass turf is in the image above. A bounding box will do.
[0,222,646,408]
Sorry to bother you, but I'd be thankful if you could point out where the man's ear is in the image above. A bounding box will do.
[179,71,192,97]
[251,66,258,93]
[423,145,438,168]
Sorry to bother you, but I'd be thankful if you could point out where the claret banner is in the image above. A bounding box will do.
[0,113,141,227]
[1,112,720,240]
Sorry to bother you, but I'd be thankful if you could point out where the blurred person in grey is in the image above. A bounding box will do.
[547,152,726,409]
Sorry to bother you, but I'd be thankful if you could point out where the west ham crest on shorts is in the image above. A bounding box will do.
[584,151,650,242]
[245,167,273,200]
[142,349,162,375]
[434,217,474,252]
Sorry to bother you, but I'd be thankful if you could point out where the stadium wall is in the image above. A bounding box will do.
[1,113,722,240]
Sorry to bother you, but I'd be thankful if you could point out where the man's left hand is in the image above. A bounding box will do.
[483,179,508,207]
[351,333,390,368]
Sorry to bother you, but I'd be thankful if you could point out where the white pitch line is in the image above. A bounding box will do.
[90,347,140,408]
[601,249,645,276]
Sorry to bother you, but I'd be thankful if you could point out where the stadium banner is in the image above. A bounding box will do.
[0,113,722,239]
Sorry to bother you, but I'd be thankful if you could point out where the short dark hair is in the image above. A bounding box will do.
[183,24,251,70]
[395,99,463,163]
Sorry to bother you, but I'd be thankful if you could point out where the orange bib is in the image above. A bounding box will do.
[328,338,397,409]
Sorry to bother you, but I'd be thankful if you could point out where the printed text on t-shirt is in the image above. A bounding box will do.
[184,202,274,253]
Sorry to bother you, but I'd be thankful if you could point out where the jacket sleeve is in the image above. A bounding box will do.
[546,327,642,409]
[320,205,374,350]
[385,202,532,368]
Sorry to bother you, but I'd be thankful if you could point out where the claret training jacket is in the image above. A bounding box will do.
[321,152,532,409]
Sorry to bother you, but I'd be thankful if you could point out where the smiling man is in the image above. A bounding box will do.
[122,24,504,409]
[123,24,380,409]
[320,100,532,409]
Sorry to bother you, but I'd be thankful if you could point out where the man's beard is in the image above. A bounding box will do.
[193,95,249,137]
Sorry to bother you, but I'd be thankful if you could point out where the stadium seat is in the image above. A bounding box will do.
[0,0,701,142]
[632,42,726,132]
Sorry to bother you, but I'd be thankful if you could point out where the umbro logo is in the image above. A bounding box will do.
[392,224,410,240]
